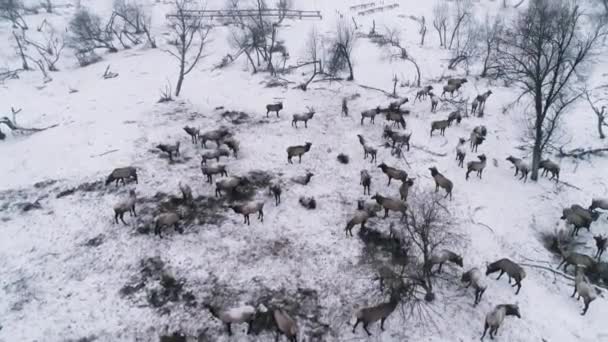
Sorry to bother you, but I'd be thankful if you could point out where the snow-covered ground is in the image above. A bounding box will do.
[1,0,608,341]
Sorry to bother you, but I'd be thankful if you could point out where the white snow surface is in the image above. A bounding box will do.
[1,0,608,341]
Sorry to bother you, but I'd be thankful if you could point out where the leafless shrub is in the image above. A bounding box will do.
[327,19,357,81]
[112,0,156,48]
[158,80,173,103]
[225,0,290,75]
[0,0,28,29]
[75,50,101,67]
[22,25,65,71]
[68,7,117,56]
[165,0,210,97]
[498,0,608,180]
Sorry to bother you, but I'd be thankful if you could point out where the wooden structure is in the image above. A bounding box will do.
[166,9,322,20]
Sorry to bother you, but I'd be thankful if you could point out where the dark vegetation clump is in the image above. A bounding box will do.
[228,170,273,202]
[337,153,349,164]
[159,332,186,342]
[539,229,577,256]
[358,227,409,268]
[83,234,105,247]
[120,257,196,311]
[299,196,316,209]
[56,180,105,198]
[221,110,251,124]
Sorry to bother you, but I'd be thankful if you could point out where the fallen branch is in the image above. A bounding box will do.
[557,180,582,191]
[0,117,59,133]
[91,149,119,158]
[358,83,393,97]
[102,65,119,79]
[411,144,447,157]
[519,262,608,294]
[558,146,608,159]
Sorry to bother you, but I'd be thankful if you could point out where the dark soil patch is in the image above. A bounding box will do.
[358,227,409,269]
[228,170,273,202]
[15,200,42,212]
[221,111,251,125]
[34,179,57,189]
[251,287,330,340]
[538,229,581,256]
[120,257,196,312]
[56,180,107,198]
[159,332,187,342]
[83,234,105,247]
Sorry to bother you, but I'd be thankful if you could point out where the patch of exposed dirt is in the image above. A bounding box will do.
[120,257,197,313]
[221,111,251,125]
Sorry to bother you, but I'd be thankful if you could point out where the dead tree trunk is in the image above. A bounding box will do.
[12,31,30,70]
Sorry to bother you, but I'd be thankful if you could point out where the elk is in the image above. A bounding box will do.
[287,142,312,164]
[106,167,138,186]
[113,190,137,224]
[183,126,199,144]
[266,102,283,117]
[429,167,453,199]
[486,258,526,295]
[414,85,433,102]
[291,107,315,128]
[481,304,521,340]
[472,90,492,116]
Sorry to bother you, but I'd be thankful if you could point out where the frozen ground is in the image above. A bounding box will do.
[1,0,608,341]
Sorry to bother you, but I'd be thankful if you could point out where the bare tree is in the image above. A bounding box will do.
[296,26,324,91]
[479,15,504,78]
[498,0,608,181]
[400,190,460,302]
[68,8,117,54]
[448,0,472,50]
[327,19,356,81]
[225,0,289,75]
[0,0,28,29]
[378,26,422,87]
[447,17,480,72]
[165,0,210,97]
[432,2,448,48]
[585,90,607,139]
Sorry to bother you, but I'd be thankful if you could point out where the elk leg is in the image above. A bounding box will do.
[363,323,372,336]
[226,323,232,336]
[481,322,489,340]
[352,318,360,333]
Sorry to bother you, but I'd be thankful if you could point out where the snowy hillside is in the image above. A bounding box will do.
[1,0,608,341]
